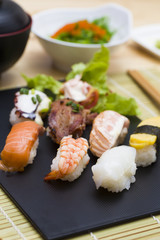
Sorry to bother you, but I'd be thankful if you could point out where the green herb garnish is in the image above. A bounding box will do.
[31,96,37,104]
[66,101,73,106]
[40,108,49,113]
[71,102,80,112]
[22,74,63,97]
[66,101,83,112]
[36,94,42,103]
[20,88,29,95]
[155,40,160,49]
[31,89,35,94]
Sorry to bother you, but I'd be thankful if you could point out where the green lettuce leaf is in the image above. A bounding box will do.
[67,46,140,116]
[92,17,115,37]
[66,63,86,80]
[66,45,110,95]
[22,74,63,95]
[92,93,140,116]
[23,46,140,116]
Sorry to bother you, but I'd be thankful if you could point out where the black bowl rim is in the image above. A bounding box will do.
[0,14,32,37]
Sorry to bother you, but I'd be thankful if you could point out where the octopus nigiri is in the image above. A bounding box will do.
[44,136,90,181]
[89,110,130,157]
[9,88,51,126]
[0,121,44,172]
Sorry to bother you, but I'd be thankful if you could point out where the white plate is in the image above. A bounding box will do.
[132,24,160,57]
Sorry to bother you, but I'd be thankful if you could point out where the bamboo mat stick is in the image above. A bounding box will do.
[128,70,160,105]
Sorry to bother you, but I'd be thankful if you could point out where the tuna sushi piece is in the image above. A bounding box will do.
[92,146,137,192]
[0,121,45,172]
[44,136,90,181]
[9,88,51,126]
[129,116,160,167]
[89,110,130,157]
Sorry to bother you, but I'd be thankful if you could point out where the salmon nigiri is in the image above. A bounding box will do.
[89,110,130,157]
[0,121,45,172]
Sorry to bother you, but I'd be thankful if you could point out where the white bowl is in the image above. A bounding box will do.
[32,3,132,72]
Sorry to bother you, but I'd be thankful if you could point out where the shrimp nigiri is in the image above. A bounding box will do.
[44,136,90,181]
[0,121,44,172]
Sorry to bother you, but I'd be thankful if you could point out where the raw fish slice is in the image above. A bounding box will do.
[0,121,44,172]
[89,110,130,157]
[90,129,109,150]
[89,131,106,152]
[94,111,129,146]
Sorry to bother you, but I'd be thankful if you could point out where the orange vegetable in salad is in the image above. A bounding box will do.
[51,17,114,44]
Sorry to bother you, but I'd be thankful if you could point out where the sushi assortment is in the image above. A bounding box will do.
[1,86,160,193]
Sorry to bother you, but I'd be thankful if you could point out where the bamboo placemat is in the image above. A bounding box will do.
[1,69,160,240]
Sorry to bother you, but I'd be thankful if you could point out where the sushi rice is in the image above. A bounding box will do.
[135,145,156,167]
[50,146,90,182]
[28,139,39,165]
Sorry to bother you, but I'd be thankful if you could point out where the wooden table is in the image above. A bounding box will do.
[1,1,160,240]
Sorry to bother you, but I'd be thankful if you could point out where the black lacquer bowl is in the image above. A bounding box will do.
[0,0,32,74]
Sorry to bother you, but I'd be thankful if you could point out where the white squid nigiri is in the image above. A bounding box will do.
[92,146,137,193]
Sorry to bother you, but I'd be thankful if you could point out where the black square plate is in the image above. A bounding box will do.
[0,88,160,240]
